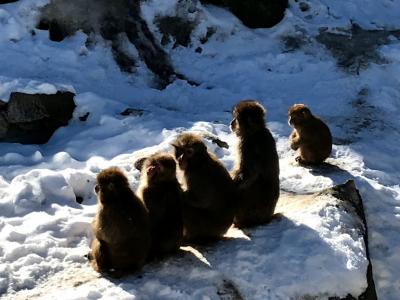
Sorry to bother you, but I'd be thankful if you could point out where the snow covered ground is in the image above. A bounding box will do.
[0,0,400,299]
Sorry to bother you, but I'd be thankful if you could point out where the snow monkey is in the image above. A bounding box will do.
[230,100,280,228]
[137,153,183,259]
[89,167,151,276]
[171,133,237,243]
[288,104,332,165]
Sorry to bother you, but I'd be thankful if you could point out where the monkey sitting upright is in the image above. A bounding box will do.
[89,167,151,276]
[171,133,237,243]
[230,100,280,228]
[137,153,183,259]
[288,104,332,165]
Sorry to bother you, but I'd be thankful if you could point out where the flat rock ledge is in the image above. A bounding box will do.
[7,180,376,300]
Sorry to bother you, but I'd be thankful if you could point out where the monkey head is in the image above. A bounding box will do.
[288,104,313,128]
[171,133,208,170]
[95,167,129,203]
[230,100,266,135]
[141,153,177,184]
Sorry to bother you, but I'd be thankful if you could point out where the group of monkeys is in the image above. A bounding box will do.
[88,100,333,277]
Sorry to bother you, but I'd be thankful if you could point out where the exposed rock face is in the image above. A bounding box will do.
[0,0,19,4]
[322,181,377,300]
[36,0,195,88]
[201,0,288,28]
[317,24,400,74]
[0,91,76,144]
[277,180,377,300]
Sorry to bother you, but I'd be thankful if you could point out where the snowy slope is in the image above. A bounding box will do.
[0,0,400,299]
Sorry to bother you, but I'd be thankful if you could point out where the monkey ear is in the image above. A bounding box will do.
[302,109,310,118]
[134,157,147,171]
[170,143,181,151]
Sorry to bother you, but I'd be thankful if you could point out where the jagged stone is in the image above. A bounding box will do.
[36,0,196,88]
[201,0,288,28]
[278,180,377,300]
[0,0,18,4]
[316,24,400,74]
[0,91,76,144]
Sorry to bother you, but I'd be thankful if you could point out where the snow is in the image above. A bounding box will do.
[0,0,400,299]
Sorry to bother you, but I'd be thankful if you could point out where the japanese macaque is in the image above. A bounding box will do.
[288,104,332,165]
[89,167,151,276]
[171,133,237,243]
[137,153,183,258]
[231,100,280,228]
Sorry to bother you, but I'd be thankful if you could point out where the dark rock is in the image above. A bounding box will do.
[79,112,90,122]
[200,27,216,44]
[75,196,84,204]
[156,16,196,48]
[299,2,310,12]
[0,91,76,144]
[36,0,195,89]
[0,100,7,111]
[48,19,69,42]
[0,0,18,4]
[201,0,288,28]
[316,23,400,74]
[120,108,146,117]
[195,46,203,53]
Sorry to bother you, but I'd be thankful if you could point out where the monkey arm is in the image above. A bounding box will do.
[182,190,213,209]
[237,172,260,190]
[290,130,301,150]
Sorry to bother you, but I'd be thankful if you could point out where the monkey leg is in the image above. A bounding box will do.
[90,239,110,273]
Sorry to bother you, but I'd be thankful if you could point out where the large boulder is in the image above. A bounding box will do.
[7,180,377,299]
[0,0,18,4]
[0,91,76,144]
[201,0,288,28]
[36,0,193,88]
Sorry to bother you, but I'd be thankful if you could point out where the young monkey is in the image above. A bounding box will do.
[137,153,183,259]
[89,167,151,277]
[231,100,280,228]
[288,104,332,165]
[172,133,237,243]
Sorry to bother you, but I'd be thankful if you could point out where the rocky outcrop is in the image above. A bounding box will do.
[201,0,288,28]
[278,181,377,300]
[36,0,197,88]
[0,91,76,144]
[8,180,377,299]
[0,0,18,4]
[317,24,400,74]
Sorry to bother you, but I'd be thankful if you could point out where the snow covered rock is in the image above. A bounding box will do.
[0,91,76,144]
[36,0,197,88]
[4,180,376,300]
[201,0,288,28]
[317,24,400,74]
[0,1,18,4]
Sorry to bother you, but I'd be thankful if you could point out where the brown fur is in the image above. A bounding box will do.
[288,104,332,165]
[231,100,280,228]
[137,153,183,258]
[89,167,151,276]
[171,133,237,243]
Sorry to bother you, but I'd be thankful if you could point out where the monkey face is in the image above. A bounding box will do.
[172,133,207,170]
[95,167,130,203]
[288,104,312,127]
[143,154,177,183]
[173,146,194,170]
[231,100,266,134]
